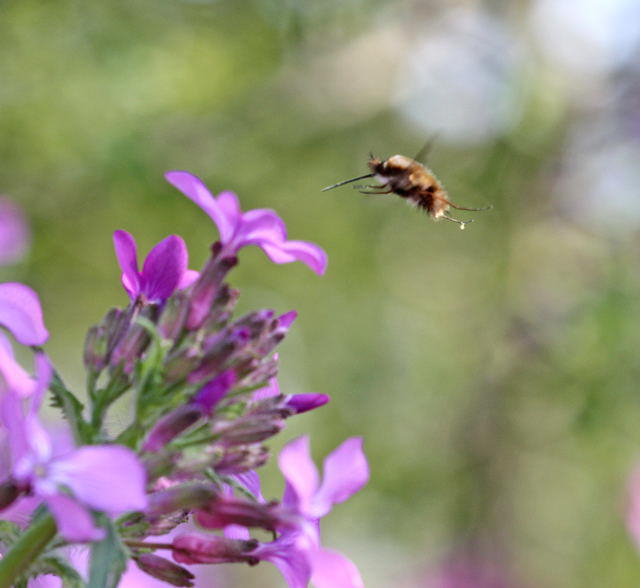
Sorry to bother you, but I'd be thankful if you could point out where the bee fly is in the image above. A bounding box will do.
[322,153,492,229]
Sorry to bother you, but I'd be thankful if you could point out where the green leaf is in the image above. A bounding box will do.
[88,517,128,588]
[49,371,92,444]
[0,520,21,550]
[30,556,86,588]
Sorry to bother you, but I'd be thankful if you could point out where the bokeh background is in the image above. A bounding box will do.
[2,0,640,586]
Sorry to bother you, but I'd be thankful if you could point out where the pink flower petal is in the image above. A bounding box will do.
[140,235,188,302]
[178,269,200,290]
[261,240,328,275]
[113,230,141,299]
[0,198,29,266]
[278,436,319,511]
[165,172,237,243]
[27,574,63,588]
[309,547,365,588]
[313,437,369,518]
[0,333,38,397]
[0,283,48,346]
[254,533,311,588]
[46,494,105,542]
[48,446,147,514]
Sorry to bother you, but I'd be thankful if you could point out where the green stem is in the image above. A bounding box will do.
[0,513,57,587]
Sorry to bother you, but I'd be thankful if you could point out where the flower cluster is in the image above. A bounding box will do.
[0,173,367,588]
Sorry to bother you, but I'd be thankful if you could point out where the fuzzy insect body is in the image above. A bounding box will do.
[322,153,491,229]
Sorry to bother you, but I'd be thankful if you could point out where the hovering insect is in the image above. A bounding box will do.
[322,152,491,229]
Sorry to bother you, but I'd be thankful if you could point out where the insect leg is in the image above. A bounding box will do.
[358,190,393,195]
[442,214,474,229]
[446,202,493,212]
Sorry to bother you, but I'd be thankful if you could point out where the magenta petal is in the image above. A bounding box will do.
[0,198,29,266]
[113,230,141,299]
[261,240,328,275]
[278,310,298,329]
[313,438,369,518]
[193,369,236,414]
[230,470,264,502]
[46,494,105,542]
[216,191,242,225]
[48,446,147,514]
[165,172,237,243]
[0,283,48,346]
[252,376,280,402]
[178,269,200,290]
[286,394,330,414]
[0,333,37,397]
[309,547,365,588]
[239,209,288,243]
[140,235,188,302]
[27,575,63,588]
[224,524,251,540]
[278,436,319,511]
[254,534,312,588]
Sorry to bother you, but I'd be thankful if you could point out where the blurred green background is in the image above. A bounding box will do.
[3,0,640,586]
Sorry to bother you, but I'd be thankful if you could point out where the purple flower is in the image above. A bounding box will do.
[113,230,198,304]
[0,197,29,266]
[164,171,328,275]
[220,436,368,588]
[0,355,148,541]
[0,283,49,398]
[272,435,368,588]
[253,373,330,416]
[0,282,48,346]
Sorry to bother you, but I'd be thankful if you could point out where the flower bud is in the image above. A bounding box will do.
[198,285,239,333]
[104,307,132,356]
[194,496,296,532]
[192,370,236,415]
[172,533,259,565]
[213,445,269,475]
[187,327,250,384]
[142,453,177,481]
[83,324,108,373]
[157,290,190,341]
[110,324,150,373]
[214,415,284,446]
[187,247,238,330]
[285,393,330,414]
[135,553,195,587]
[143,405,204,452]
[146,483,218,519]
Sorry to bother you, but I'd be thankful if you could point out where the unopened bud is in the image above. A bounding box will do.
[194,496,295,532]
[192,370,236,414]
[142,453,177,481]
[110,308,156,373]
[198,285,239,333]
[172,533,258,565]
[285,393,330,414]
[213,445,269,475]
[83,325,108,373]
[214,415,284,446]
[157,291,190,341]
[146,483,218,518]
[187,247,238,330]
[187,328,250,384]
[104,307,132,356]
[135,553,195,587]
[143,406,204,452]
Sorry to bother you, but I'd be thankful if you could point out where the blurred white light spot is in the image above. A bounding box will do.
[394,8,522,145]
[530,0,640,77]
